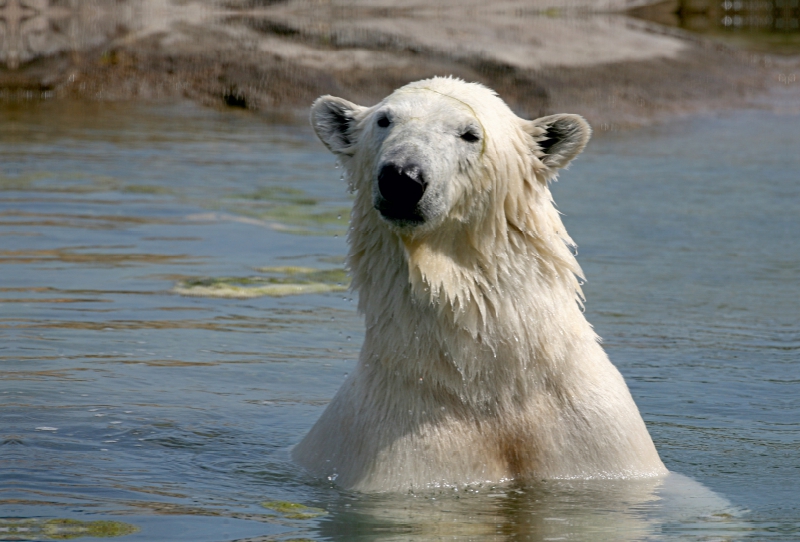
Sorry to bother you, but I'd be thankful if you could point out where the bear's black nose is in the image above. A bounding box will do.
[376,163,427,223]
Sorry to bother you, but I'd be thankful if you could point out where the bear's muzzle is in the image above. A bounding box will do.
[375,162,428,225]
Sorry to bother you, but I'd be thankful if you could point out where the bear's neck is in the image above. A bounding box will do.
[346,191,599,405]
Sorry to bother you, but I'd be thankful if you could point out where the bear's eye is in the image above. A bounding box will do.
[377,115,391,128]
[460,130,480,143]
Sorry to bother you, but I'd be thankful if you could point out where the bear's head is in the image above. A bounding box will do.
[311,78,591,338]
[310,77,590,237]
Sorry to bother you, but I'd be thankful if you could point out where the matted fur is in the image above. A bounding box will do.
[293,77,667,491]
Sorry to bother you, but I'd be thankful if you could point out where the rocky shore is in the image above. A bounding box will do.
[1,0,798,126]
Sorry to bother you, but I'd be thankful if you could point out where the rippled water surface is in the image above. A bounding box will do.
[1,102,798,540]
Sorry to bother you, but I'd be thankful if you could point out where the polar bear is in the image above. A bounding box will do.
[293,77,667,492]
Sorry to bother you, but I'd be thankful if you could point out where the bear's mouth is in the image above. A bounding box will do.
[375,199,426,225]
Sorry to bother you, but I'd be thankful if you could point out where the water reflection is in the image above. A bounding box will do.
[317,475,741,541]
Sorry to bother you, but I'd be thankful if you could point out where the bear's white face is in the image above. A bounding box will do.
[310,79,591,234]
[366,93,484,228]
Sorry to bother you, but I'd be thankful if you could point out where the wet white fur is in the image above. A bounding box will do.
[293,77,667,492]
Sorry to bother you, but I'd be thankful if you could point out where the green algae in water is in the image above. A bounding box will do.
[0,173,123,194]
[261,500,327,520]
[230,205,351,237]
[121,184,173,195]
[224,186,350,236]
[253,266,349,283]
[173,266,349,298]
[0,518,139,540]
[233,186,318,206]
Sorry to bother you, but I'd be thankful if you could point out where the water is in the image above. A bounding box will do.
[1,101,798,540]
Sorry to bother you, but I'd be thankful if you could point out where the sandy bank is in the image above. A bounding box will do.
[1,0,798,126]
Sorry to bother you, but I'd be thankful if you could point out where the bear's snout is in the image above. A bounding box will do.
[376,162,428,224]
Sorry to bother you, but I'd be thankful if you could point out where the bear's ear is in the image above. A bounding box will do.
[524,114,591,170]
[310,96,366,156]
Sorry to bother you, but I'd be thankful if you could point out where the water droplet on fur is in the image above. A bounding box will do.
[440,406,446,411]
[346,336,351,341]
[334,234,338,238]
[337,214,342,220]
[328,473,339,481]
[343,373,348,379]
[418,377,423,383]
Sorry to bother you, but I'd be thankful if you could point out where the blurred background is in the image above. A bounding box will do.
[2,0,799,122]
[1,1,799,541]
